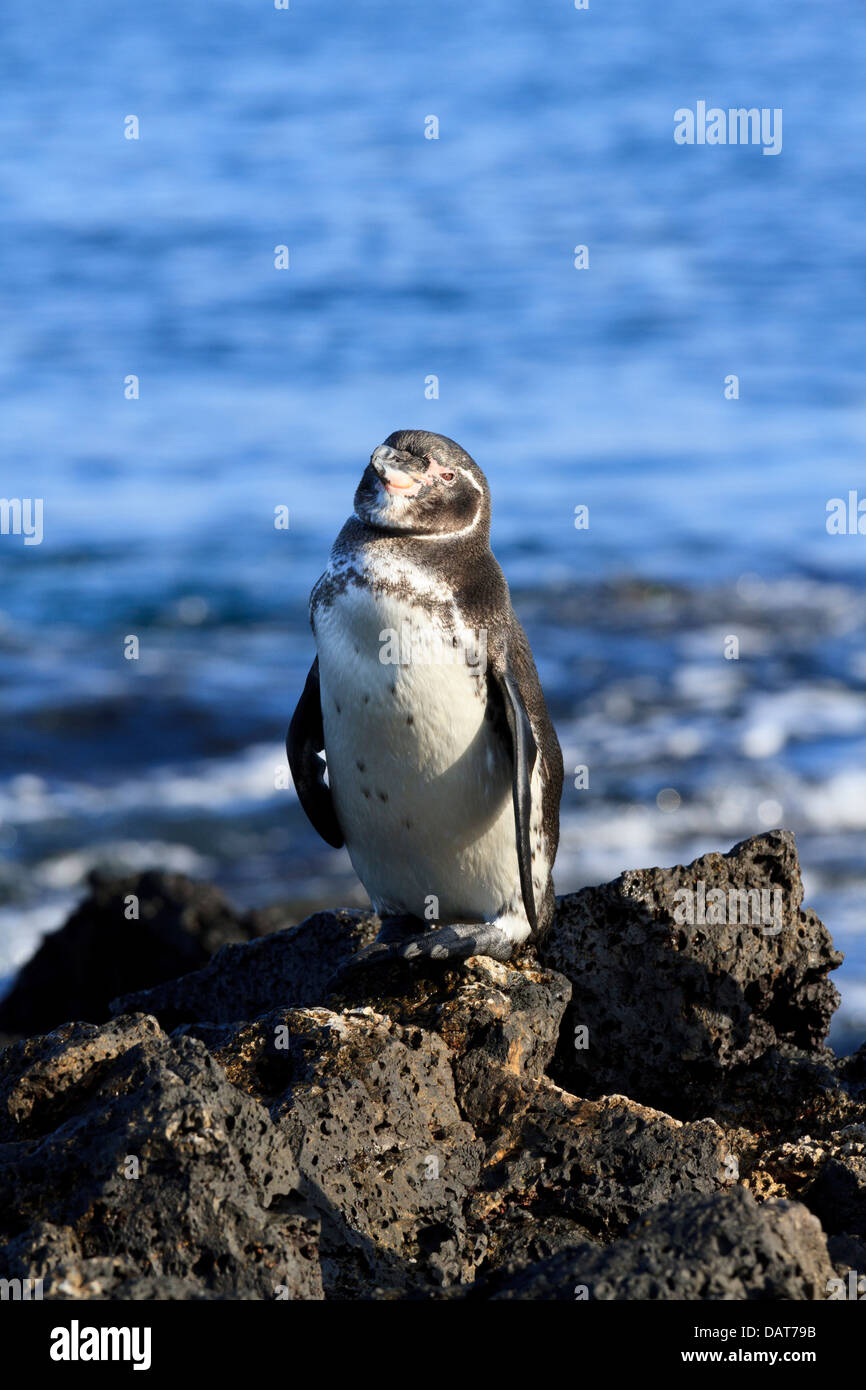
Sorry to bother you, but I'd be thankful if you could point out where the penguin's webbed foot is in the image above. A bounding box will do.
[328,920,514,989]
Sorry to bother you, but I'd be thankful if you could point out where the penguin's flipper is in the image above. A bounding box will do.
[491,665,539,935]
[287,657,344,848]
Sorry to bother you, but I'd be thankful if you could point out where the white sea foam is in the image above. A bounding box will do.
[0,897,77,981]
[739,687,866,760]
[0,743,288,824]
[33,841,214,889]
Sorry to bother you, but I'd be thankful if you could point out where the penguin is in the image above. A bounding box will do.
[287,429,563,976]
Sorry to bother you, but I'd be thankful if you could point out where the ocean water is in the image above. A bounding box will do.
[0,0,864,1048]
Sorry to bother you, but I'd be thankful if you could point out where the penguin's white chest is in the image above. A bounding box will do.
[313,581,521,924]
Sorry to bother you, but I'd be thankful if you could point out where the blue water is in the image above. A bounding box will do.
[1,0,865,1047]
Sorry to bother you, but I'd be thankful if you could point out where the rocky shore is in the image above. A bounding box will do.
[1,829,864,1301]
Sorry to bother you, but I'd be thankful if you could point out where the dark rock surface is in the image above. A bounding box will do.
[112,909,380,1029]
[216,1004,485,1293]
[0,871,253,1037]
[480,1188,834,1300]
[0,1014,322,1299]
[1,831,862,1301]
[542,830,842,1118]
[468,1082,731,1243]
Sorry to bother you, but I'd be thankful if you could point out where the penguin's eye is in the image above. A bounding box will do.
[424,454,456,485]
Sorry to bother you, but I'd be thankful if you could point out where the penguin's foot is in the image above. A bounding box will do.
[328,920,514,988]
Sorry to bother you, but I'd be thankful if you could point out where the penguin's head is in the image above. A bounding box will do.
[354,430,490,539]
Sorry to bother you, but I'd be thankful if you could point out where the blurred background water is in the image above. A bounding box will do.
[0,0,864,1047]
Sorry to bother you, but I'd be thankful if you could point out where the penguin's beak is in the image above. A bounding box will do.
[370,445,422,495]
